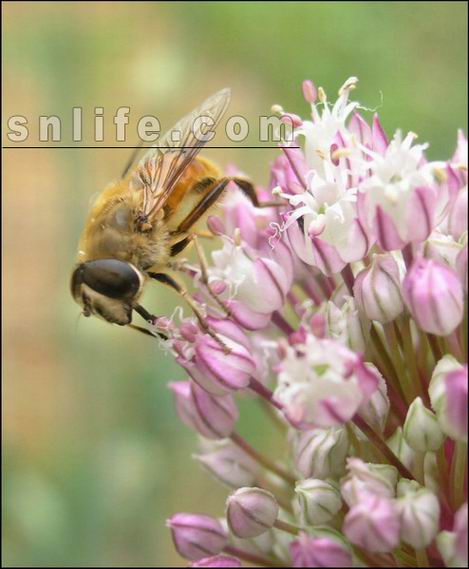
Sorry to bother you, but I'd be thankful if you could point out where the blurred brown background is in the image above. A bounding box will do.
[2,2,467,566]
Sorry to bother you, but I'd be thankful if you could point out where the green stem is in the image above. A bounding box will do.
[384,321,416,404]
[257,398,288,434]
[398,316,421,401]
[230,432,296,486]
[273,518,300,536]
[224,545,284,568]
[353,415,420,483]
[414,547,429,567]
[427,333,443,362]
[370,325,407,403]
[443,332,464,363]
[450,441,467,510]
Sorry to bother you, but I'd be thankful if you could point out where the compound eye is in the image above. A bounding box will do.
[80,259,142,299]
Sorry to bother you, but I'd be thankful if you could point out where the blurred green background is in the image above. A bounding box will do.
[2,1,467,566]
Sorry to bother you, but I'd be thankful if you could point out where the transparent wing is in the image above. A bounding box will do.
[130,88,231,223]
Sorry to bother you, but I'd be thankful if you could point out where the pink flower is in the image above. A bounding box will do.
[169,381,239,439]
[207,239,292,330]
[354,253,404,323]
[226,487,278,538]
[290,533,353,568]
[275,335,379,428]
[444,366,468,442]
[161,78,468,568]
[403,257,464,336]
[343,494,401,553]
[358,131,439,250]
[173,318,256,396]
[194,440,260,489]
[167,513,227,561]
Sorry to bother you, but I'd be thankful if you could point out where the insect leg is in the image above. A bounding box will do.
[170,236,193,257]
[128,323,167,340]
[132,305,168,339]
[147,272,230,352]
[230,177,284,208]
[192,235,231,316]
[176,178,231,233]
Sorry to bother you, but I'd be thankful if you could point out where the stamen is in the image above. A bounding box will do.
[338,76,359,96]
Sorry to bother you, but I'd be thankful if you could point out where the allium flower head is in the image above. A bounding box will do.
[163,78,467,568]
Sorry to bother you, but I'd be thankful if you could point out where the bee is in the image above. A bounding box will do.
[71,89,267,337]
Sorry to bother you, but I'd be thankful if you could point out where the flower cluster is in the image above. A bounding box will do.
[164,78,467,567]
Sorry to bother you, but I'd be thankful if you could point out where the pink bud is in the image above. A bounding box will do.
[302,80,317,104]
[403,257,464,336]
[343,494,400,553]
[292,427,349,479]
[454,503,468,565]
[192,332,256,395]
[444,366,468,442]
[226,487,279,538]
[281,113,303,128]
[226,299,272,331]
[169,381,239,439]
[290,533,353,568]
[194,443,260,488]
[354,254,404,323]
[167,513,227,561]
[191,555,242,568]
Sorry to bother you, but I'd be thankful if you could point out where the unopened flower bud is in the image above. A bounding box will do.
[403,397,444,452]
[167,513,227,561]
[437,531,459,568]
[302,80,317,104]
[290,532,353,568]
[354,254,404,323]
[194,442,260,489]
[292,426,349,479]
[429,356,468,442]
[190,555,242,568]
[189,327,256,396]
[169,381,238,439]
[396,480,440,548]
[423,452,439,493]
[226,487,279,538]
[343,494,401,553]
[387,427,417,472]
[357,366,390,432]
[322,298,369,353]
[295,479,342,525]
[341,458,398,507]
[402,257,464,336]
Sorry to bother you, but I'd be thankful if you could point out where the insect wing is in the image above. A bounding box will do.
[131,88,231,221]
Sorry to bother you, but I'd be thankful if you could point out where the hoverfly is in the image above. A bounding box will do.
[71,89,269,337]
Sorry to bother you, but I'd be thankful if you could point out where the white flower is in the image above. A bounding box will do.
[275,335,378,428]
